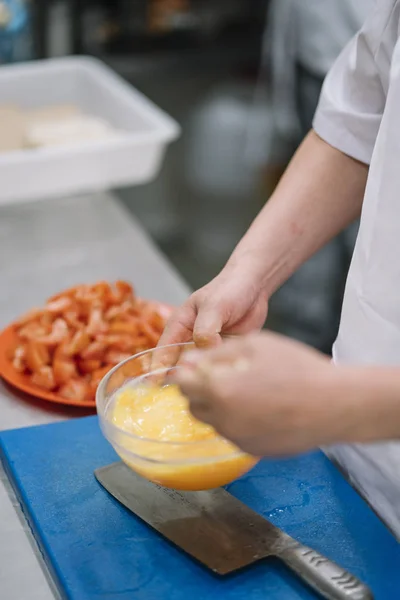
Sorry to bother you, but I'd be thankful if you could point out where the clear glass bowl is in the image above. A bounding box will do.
[96,342,258,490]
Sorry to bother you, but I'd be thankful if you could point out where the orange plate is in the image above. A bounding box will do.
[0,301,173,409]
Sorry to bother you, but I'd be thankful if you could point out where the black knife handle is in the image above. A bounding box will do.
[279,543,373,600]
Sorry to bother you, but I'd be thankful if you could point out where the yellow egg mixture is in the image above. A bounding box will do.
[112,383,216,443]
[110,384,258,490]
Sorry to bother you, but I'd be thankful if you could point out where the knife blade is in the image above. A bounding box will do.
[95,461,279,573]
[95,462,373,600]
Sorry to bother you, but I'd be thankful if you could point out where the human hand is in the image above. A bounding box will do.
[174,332,364,457]
[158,262,269,349]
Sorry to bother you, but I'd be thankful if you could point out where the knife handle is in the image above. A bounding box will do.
[279,543,373,600]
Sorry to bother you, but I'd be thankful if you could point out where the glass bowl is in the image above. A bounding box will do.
[96,342,258,491]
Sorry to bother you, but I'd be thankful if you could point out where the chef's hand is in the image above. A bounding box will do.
[174,332,364,457]
[158,263,269,348]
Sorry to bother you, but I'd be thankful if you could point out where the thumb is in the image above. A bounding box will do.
[193,304,224,348]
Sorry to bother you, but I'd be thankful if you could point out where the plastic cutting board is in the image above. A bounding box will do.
[1,416,400,600]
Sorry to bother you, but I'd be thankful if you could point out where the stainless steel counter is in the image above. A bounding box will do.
[0,192,190,599]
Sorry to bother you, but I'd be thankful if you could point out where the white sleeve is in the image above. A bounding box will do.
[313,0,399,165]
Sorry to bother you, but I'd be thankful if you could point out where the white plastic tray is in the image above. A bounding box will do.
[0,56,180,204]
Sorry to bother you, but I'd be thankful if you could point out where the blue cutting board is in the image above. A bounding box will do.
[1,416,399,600]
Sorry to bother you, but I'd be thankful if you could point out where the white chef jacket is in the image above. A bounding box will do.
[296,0,376,77]
[314,0,400,538]
[260,0,374,164]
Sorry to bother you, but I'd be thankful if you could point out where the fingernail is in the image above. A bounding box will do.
[193,332,221,348]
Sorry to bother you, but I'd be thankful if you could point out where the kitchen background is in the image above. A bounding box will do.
[0,0,370,352]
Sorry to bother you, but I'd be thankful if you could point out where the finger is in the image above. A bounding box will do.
[226,298,268,334]
[174,367,225,431]
[184,336,252,371]
[174,366,206,398]
[189,401,215,427]
[175,339,252,404]
[174,368,210,411]
[179,349,206,368]
[177,359,248,415]
[193,304,224,348]
[152,303,197,371]
[158,303,196,348]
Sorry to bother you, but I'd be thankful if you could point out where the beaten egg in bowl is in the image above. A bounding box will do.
[97,345,258,491]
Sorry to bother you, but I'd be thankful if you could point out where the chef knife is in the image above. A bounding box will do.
[95,462,373,600]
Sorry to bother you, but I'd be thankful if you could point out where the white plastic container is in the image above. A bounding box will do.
[0,56,180,204]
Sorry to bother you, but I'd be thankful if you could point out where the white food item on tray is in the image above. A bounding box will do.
[25,104,81,126]
[0,102,121,151]
[25,114,120,148]
[0,105,25,152]
[0,56,180,203]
